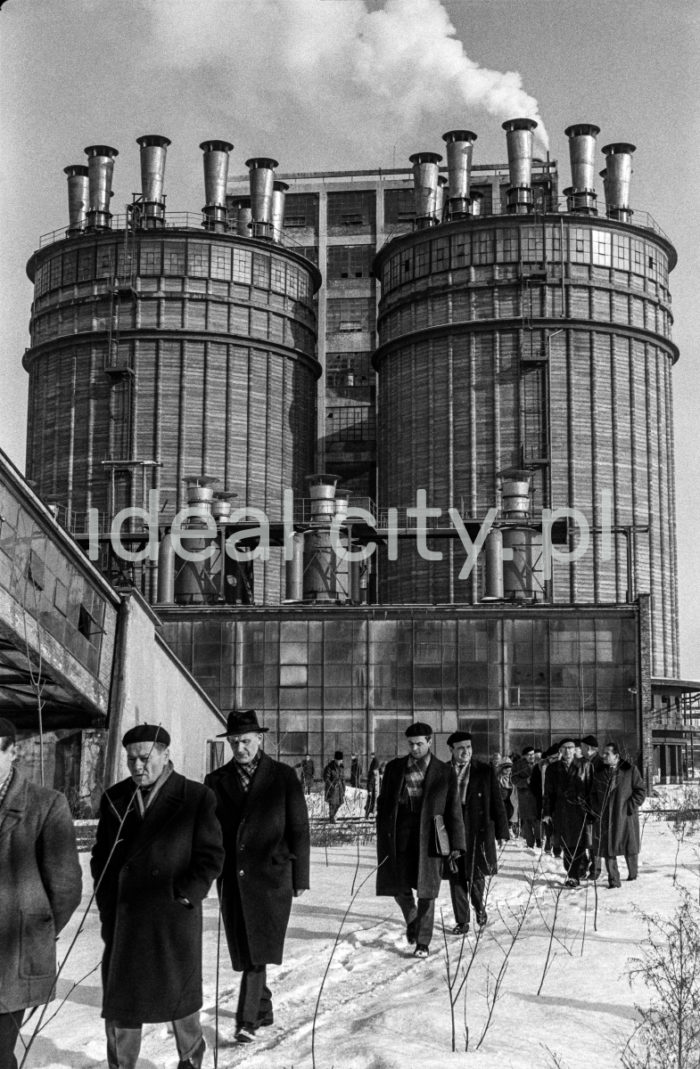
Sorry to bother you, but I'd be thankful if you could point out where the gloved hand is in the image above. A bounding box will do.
[447,850,461,874]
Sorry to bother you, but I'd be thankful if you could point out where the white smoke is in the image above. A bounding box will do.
[148,0,548,159]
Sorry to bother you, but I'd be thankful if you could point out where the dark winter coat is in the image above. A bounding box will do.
[0,772,82,1014]
[457,760,510,878]
[323,759,345,807]
[588,760,646,858]
[512,758,539,824]
[376,754,466,899]
[91,770,224,1024]
[205,753,310,970]
[543,758,589,855]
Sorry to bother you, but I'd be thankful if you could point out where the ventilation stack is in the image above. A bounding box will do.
[64,165,89,234]
[299,474,351,602]
[271,180,289,242]
[442,130,477,218]
[173,476,221,605]
[136,134,171,228]
[247,157,278,240]
[502,118,538,214]
[563,123,600,214]
[84,145,118,231]
[499,473,543,601]
[469,189,484,217]
[602,142,636,222]
[409,152,442,228]
[200,140,233,231]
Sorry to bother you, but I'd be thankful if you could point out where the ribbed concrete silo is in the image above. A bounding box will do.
[24,137,321,604]
[372,121,679,675]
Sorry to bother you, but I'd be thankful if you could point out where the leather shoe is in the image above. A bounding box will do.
[451,922,469,935]
[413,943,429,958]
[476,910,488,926]
[236,1024,257,1044]
[177,1037,206,1069]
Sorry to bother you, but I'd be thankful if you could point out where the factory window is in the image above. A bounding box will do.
[612,234,630,271]
[140,242,162,276]
[327,405,375,441]
[326,298,374,333]
[521,226,543,262]
[283,193,319,229]
[545,226,562,261]
[432,237,450,273]
[211,244,231,281]
[472,230,493,264]
[570,227,590,264]
[270,257,286,293]
[327,245,373,279]
[188,243,209,277]
[34,263,48,297]
[592,230,611,267]
[496,228,519,262]
[232,247,252,284]
[95,245,115,279]
[414,243,430,277]
[327,190,375,230]
[327,352,373,399]
[388,254,401,288]
[49,256,62,289]
[163,241,186,275]
[630,239,644,275]
[77,246,95,281]
[452,232,470,263]
[253,253,271,289]
[62,251,77,285]
[384,187,415,225]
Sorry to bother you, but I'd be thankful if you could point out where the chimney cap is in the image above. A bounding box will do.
[64,164,89,177]
[442,129,478,144]
[564,123,600,138]
[273,180,289,192]
[599,169,608,177]
[409,151,443,165]
[437,175,448,186]
[84,145,119,158]
[246,157,279,169]
[136,134,172,148]
[602,142,636,156]
[199,139,234,153]
[501,118,538,132]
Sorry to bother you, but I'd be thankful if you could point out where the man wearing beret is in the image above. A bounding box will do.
[91,724,224,1069]
[0,718,82,1069]
[205,710,310,1044]
[376,722,466,958]
[446,732,509,934]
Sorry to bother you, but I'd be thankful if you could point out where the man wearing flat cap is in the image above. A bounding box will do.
[0,718,82,1069]
[445,732,509,934]
[91,723,224,1069]
[376,722,465,958]
[205,710,310,1044]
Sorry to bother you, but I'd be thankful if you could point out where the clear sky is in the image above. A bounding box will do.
[1,0,698,674]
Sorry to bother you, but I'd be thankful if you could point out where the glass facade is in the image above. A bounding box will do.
[159,605,642,770]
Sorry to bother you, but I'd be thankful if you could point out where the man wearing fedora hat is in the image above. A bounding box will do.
[205,709,310,1044]
[91,723,224,1069]
[376,722,465,958]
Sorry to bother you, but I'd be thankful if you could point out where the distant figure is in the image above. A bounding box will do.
[490,750,502,770]
[0,717,82,1069]
[296,754,315,794]
[323,751,345,822]
[542,738,589,887]
[350,753,362,788]
[512,747,541,848]
[365,752,379,818]
[588,742,645,887]
[376,723,465,959]
[580,735,604,877]
[497,759,518,836]
[531,744,561,856]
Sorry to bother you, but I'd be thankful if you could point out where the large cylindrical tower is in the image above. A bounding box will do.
[24,138,321,604]
[372,126,679,675]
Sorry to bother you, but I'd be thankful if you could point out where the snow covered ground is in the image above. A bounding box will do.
[18,802,700,1069]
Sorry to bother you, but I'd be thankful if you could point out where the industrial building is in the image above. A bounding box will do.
[10,120,698,791]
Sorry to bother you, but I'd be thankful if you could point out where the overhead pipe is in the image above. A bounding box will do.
[602,142,636,222]
[136,134,171,228]
[442,130,477,217]
[409,151,442,228]
[200,139,233,232]
[84,145,118,231]
[564,123,600,214]
[64,164,89,234]
[271,180,289,242]
[502,118,538,214]
[246,157,278,239]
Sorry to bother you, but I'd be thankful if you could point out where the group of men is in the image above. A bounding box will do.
[1,712,646,1067]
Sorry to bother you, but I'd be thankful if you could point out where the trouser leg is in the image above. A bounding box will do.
[0,1010,23,1069]
[236,965,268,1028]
[394,890,434,944]
[394,890,417,928]
[626,853,638,879]
[171,1012,204,1065]
[448,866,471,927]
[105,1021,142,1069]
[605,857,621,886]
[470,872,486,917]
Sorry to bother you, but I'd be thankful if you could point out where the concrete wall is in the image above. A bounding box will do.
[105,590,226,786]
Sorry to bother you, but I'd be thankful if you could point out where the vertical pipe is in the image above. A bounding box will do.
[136,134,171,228]
[502,118,537,214]
[246,157,279,237]
[64,165,89,234]
[271,180,289,242]
[602,142,636,221]
[200,139,234,231]
[564,123,600,214]
[84,145,119,231]
[409,152,442,226]
[442,130,477,216]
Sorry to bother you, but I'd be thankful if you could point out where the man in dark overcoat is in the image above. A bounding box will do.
[445,732,509,934]
[512,746,542,848]
[323,750,345,822]
[542,737,589,886]
[0,718,82,1069]
[91,724,224,1069]
[376,722,465,958]
[588,742,646,887]
[205,709,310,1044]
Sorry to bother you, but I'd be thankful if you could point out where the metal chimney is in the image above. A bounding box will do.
[599,168,610,210]
[564,124,600,214]
[232,196,253,237]
[469,189,484,217]
[435,175,448,222]
[442,130,477,217]
[84,145,118,231]
[246,157,278,239]
[409,152,443,228]
[136,134,171,228]
[271,180,289,242]
[64,165,89,234]
[602,142,636,222]
[200,140,234,231]
[502,118,538,214]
